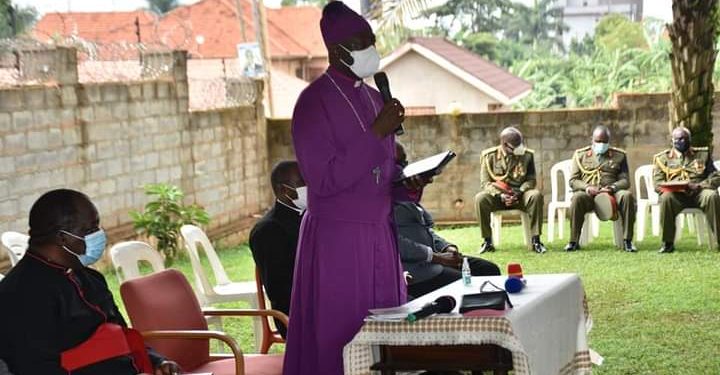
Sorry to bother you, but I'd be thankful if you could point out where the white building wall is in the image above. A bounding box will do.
[556,0,643,47]
[382,51,501,114]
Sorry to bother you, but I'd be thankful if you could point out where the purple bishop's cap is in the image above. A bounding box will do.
[320,1,373,47]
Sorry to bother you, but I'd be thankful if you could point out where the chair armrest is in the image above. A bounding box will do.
[202,308,289,330]
[141,330,244,375]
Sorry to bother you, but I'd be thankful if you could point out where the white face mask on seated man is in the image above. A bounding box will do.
[284,185,308,212]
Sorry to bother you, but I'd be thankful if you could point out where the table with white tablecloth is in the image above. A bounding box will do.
[344,273,593,375]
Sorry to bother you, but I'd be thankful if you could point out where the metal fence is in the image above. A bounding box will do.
[0,36,258,110]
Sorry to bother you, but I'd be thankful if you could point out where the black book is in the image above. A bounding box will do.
[395,150,456,184]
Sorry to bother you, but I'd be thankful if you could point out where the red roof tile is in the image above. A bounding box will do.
[408,37,531,100]
[31,0,327,60]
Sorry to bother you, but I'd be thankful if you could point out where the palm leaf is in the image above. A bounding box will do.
[368,0,430,33]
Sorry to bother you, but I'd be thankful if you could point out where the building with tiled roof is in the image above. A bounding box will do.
[380,37,532,114]
[32,0,328,81]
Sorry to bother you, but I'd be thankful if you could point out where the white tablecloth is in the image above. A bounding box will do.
[344,273,592,375]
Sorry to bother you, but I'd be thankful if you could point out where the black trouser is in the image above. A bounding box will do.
[408,257,500,299]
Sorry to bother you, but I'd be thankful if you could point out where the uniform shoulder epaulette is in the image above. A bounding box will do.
[609,146,626,154]
[575,146,591,154]
[653,149,669,159]
[525,148,535,153]
[481,146,499,156]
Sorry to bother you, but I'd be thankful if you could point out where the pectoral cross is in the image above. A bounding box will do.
[373,167,381,185]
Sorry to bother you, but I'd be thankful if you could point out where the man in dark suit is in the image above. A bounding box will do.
[394,143,501,299]
[249,160,306,338]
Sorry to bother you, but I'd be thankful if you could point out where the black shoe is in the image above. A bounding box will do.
[624,240,637,253]
[479,241,495,254]
[564,242,580,252]
[532,241,547,254]
[658,243,675,253]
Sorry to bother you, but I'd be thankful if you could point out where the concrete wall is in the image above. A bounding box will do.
[268,92,720,222]
[0,48,270,269]
[382,50,502,114]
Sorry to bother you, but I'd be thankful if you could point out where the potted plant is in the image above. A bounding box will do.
[130,183,210,266]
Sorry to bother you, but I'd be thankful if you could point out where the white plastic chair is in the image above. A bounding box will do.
[490,210,532,249]
[547,159,599,242]
[1,232,29,267]
[579,213,624,248]
[109,241,165,283]
[180,224,262,350]
[674,208,716,248]
[110,240,225,345]
[635,164,661,241]
[637,164,705,241]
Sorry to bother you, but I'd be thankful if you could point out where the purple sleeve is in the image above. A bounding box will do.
[292,91,388,197]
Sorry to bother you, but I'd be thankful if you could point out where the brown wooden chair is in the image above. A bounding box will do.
[120,269,287,375]
[254,268,285,354]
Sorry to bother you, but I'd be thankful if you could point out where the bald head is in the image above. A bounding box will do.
[592,125,610,143]
[671,127,691,153]
[672,127,691,140]
[500,127,522,146]
[500,127,523,154]
[270,161,304,204]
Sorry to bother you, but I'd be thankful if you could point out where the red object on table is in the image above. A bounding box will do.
[507,263,523,278]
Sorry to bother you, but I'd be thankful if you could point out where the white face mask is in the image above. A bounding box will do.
[592,141,609,155]
[293,186,307,211]
[284,185,307,212]
[339,44,380,79]
[512,143,526,156]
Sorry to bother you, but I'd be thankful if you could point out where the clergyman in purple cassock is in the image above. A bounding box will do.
[282,2,409,374]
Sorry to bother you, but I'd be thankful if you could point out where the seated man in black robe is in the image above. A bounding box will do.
[0,189,180,375]
[249,160,305,338]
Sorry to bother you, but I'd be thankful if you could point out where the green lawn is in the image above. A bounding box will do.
[104,222,720,374]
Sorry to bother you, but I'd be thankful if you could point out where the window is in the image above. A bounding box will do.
[487,103,503,112]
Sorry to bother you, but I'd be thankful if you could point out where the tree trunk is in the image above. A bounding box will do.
[669,0,718,147]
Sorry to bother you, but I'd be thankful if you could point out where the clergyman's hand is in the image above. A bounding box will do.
[372,99,405,139]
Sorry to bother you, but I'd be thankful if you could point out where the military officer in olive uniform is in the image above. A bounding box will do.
[565,125,637,252]
[475,127,547,254]
[653,127,720,253]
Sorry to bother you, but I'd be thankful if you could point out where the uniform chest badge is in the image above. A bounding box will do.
[513,164,525,178]
[693,160,704,173]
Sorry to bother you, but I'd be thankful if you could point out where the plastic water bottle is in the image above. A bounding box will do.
[462,257,471,286]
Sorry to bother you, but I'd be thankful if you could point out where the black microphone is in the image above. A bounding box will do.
[406,295,456,322]
[374,72,404,135]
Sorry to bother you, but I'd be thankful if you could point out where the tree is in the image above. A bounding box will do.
[668,0,718,147]
[594,13,647,52]
[569,34,595,56]
[0,0,38,38]
[503,0,568,52]
[146,0,179,15]
[376,25,445,56]
[429,0,513,34]
[367,0,430,39]
[453,29,498,60]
